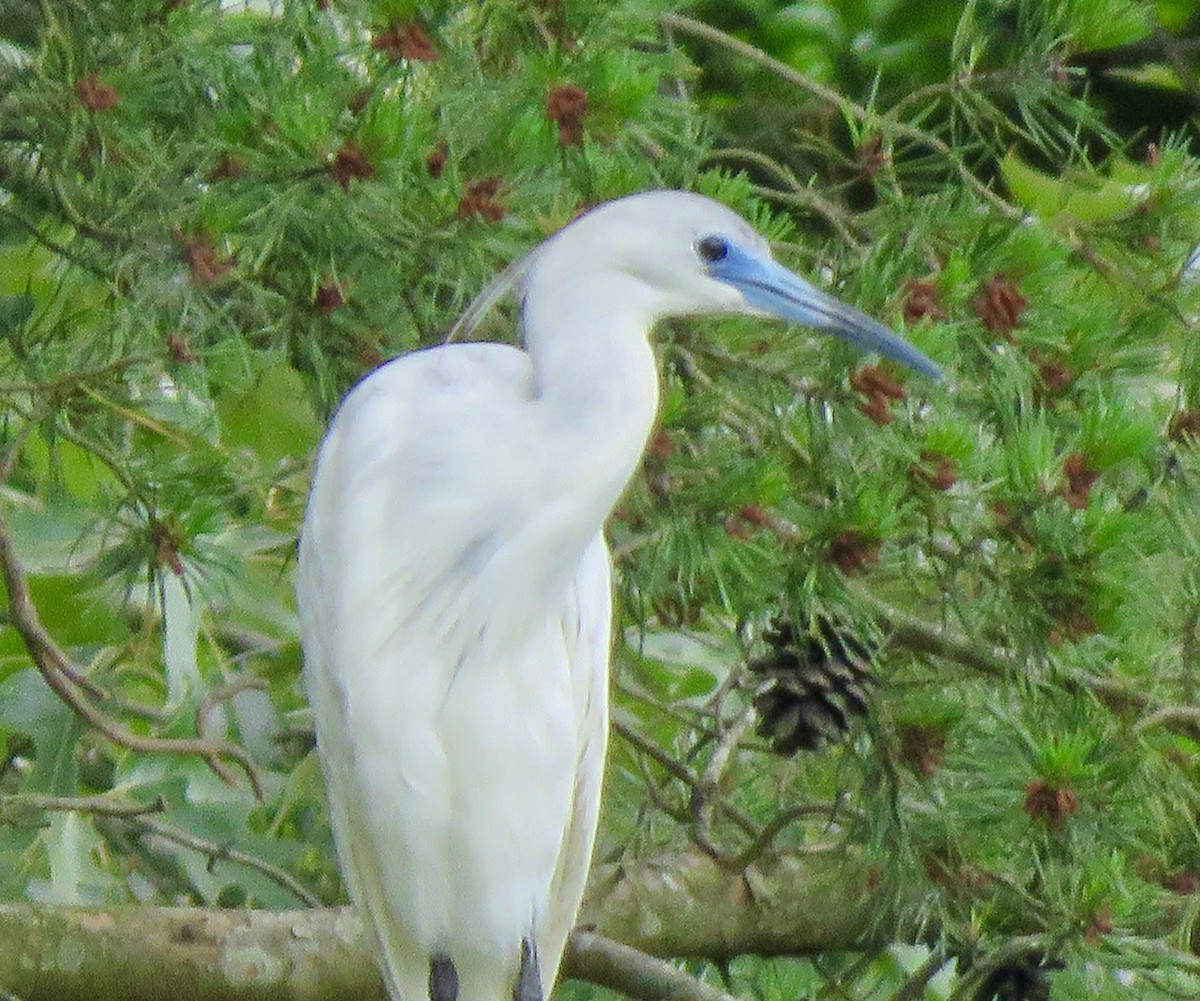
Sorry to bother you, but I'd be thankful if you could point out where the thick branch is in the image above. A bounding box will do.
[0,906,748,1001]
[581,850,893,960]
[568,932,740,1001]
[0,852,895,1001]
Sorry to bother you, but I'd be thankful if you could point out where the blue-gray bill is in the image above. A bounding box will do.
[710,241,943,381]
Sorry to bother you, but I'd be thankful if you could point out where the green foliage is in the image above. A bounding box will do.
[0,0,707,909]
[2,1,1200,1000]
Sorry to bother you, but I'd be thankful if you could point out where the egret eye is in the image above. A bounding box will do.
[696,235,729,264]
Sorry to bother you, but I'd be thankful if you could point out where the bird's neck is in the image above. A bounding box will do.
[522,271,661,530]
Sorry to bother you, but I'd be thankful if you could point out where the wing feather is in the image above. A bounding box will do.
[540,536,611,989]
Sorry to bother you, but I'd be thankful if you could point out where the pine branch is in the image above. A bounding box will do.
[660,12,1022,218]
[0,515,265,800]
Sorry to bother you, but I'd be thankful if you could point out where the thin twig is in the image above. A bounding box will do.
[612,720,758,838]
[731,802,854,870]
[671,345,765,447]
[848,583,1015,679]
[0,354,155,396]
[690,699,760,862]
[5,398,142,500]
[1133,705,1200,735]
[0,203,113,281]
[1,792,166,819]
[890,945,949,1001]
[616,677,723,739]
[946,935,1053,1001]
[82,648,169,723]
[613,719,703,789]
[47,171,122,244]
[749,183,863,249]
[699,147,863,247]
[0,425,31,485]
[128,815,319,907]
[196,676,270,741]
[0,417,144,708]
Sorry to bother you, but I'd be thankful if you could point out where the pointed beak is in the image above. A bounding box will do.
[710,242,942,381]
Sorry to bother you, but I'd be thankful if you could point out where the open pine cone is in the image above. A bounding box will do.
[748,618,876,755]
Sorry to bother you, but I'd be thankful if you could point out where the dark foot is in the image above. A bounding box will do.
[512,937,542,1001]
[429,953,459,1001]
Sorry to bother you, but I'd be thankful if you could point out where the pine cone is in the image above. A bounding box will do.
[748,618,875,754]
[974,955,1064,1001]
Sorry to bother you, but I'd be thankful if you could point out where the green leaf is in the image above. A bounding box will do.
[214,352,321,470]
[0,290,34,337]
[26,811,119,904]
[0,573,126,665]
[1000,152,1144,223]
[0,667,82,795]
[0,0,40,48]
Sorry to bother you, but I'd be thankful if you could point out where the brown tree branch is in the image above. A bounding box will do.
[580,851,892,960]
[0,896,829,1001]
[690,700,760,863]
[0,849,904,1000]
[568,931,741,1001]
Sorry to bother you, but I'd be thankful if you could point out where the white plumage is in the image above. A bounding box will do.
[296,191,938,1001]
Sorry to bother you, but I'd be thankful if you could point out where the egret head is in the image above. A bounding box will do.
[547,190,941,380]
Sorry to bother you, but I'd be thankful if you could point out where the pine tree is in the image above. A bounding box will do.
[1,2,1199,1000]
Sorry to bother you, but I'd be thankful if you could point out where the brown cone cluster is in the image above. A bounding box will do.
[1022,777,1079,829]
[1059,451,1098,510]
[178,233,231,286]
[850,364,907,425]
[546,84,588,147]
[902,278,947,324]
[426,140,449,178]
[909,450,958,491]
[372,22,439,62]
[207,153,246,182]
[314,278,347,314]
[827,529,880,575]
[856,135,887,180]
[1036,358,1074,397]
[974,273,1027,337]
[75,73,119,111]
[898,723,947,777]
[165,333,195,363]
[1168,408,1200,443]
[458,178,506,222]
[149,520,186,577]
[329,141,374,189]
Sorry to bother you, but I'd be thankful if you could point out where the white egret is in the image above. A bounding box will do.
[296,190,940,1001]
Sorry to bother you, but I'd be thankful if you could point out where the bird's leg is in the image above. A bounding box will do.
[429,953,459,1001]
[512,937,542,1001]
